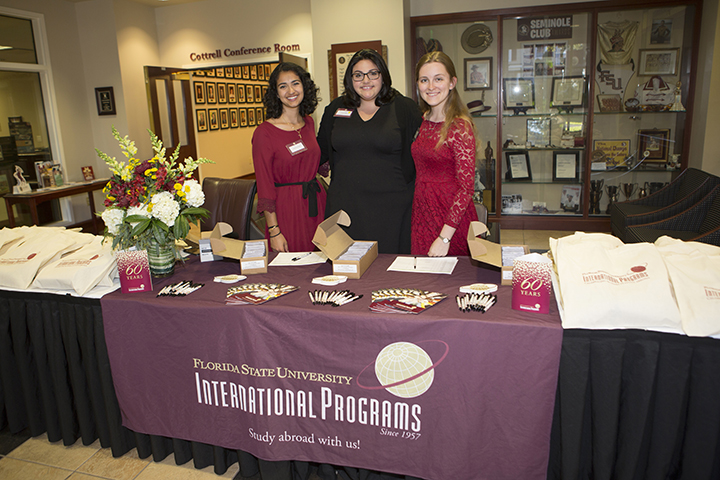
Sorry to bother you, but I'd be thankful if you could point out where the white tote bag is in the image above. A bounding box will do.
[554,232,683,333]
[655,236,720,337]
[33,236,118,296]
[0,227,84,290]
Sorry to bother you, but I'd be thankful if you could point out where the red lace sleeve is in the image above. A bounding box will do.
[445,119,477,228]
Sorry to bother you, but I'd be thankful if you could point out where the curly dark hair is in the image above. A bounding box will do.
[342,49,397,108]
[263,62,320,119]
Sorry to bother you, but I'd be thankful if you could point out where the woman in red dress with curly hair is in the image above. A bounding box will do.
[411,51,479,256]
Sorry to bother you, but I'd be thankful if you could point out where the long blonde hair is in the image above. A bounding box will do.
[415,51,475,149]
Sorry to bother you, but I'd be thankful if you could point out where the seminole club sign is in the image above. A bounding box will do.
[517,16,573,41]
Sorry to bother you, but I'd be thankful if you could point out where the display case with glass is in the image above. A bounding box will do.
[410,0,700,231]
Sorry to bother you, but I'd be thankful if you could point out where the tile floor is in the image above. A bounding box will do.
[0,428,242,480]
[0,229,573,480]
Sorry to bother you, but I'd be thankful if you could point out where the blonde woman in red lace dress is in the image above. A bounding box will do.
[411,51,478,256]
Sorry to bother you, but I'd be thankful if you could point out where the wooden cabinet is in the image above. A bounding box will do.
[411,0,701,231]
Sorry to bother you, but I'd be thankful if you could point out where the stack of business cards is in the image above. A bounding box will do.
[312,275,348,286]
[226,283,297,305]
[338,241,374,261]
[243,241,266,258]
[369,288,447,314]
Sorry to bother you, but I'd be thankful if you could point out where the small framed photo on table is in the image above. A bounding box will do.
[553,151,579,181]
[505,151,532,181]
[639,48,679,76]
[637,129,671,162]
[551,76,585,110]
[503,78,535,114]
[464,57,492,90]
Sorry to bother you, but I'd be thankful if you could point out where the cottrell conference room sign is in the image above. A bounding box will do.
[190,43,301,62]
[517,16,574,41]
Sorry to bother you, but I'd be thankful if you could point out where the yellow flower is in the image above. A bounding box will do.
[147,203,154,212]
[174,183,182,191]
[108,196,116,201]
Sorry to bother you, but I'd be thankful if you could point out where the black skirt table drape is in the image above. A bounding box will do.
[3,288,720,479]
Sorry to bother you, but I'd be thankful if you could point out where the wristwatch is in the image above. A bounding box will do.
[438,235,450,244]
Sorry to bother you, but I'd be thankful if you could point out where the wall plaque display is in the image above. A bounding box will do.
[464,57,492,90]
[248,108,256,126]
[639,48,678,75]
[553,151,579,181]
[225,67,233,78]
[227,83,236,103]
[637,129,671,162]
[205,69,215,77]
[220,108,229,129]
[196,109,208,132]
[206,83,216,104]
[95,87,116,116]
[246,85,254,103]
[239,108,248,127]
[505,151,532,181]
[254,85,262,103]
[230,109,238,128]
[256,107,264,124]
[237,83,245,103]
[215,67,224,78]
[208,109,219,130]
[217,83,227,104]
[193,82,205,105]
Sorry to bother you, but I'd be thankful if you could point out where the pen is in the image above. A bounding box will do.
[292,252,312,261]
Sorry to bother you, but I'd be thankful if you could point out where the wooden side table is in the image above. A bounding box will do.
[4,179,108,234]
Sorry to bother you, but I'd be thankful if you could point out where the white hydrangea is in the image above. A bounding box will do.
[127,204,151,219]
[183,179,205,207]
[101,208,124,235]
[150,191,180,227]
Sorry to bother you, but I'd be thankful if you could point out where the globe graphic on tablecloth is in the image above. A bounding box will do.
[374,342,434,398]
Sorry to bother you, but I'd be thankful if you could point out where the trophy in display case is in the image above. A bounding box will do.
[621,182,638,201]
[638,182,649,198]
[605,184,619,214]
[589,179,604,214]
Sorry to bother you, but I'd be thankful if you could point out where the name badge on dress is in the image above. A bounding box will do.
[334,108,353,118]
[286,140,308,156]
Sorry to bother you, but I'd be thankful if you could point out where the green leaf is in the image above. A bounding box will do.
[130,218,151,237]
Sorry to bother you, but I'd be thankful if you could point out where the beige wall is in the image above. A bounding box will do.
[310,0,410,117]
[153,0,313,179]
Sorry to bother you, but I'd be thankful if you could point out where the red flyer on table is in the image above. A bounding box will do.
[116,249,152,293]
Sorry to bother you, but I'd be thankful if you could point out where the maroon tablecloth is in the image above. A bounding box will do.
[101,254,562,480]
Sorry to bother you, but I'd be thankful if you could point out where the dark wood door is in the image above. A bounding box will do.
[145,66,198,173]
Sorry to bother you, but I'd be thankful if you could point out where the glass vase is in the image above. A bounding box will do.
[147,239,176,278]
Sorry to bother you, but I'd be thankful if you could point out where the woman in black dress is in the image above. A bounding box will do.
[317,49,422,254]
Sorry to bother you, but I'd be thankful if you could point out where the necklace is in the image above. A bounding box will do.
[281,114,304,139]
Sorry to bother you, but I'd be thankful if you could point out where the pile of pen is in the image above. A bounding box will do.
[157,280,204,297]
[456,292,497,313]
[309,289,363,307]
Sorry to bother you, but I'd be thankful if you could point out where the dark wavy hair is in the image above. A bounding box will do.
[263,62,320,119]
[342,49,397,108]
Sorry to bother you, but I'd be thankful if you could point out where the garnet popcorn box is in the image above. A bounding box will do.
[117,249,153,293]
[511,253,552,314]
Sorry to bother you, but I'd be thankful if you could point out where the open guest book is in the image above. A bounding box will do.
[386,256,458,275]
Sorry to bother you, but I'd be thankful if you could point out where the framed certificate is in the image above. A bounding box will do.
[553,151,579,181]
[551,76,585,108]
[526,118,551,147]
[503,78,535,111]
[639,48,679,76]
[505,151,532,181]
[593,139,630,167]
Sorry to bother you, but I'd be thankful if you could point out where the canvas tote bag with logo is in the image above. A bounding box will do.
[553,232,682,333]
